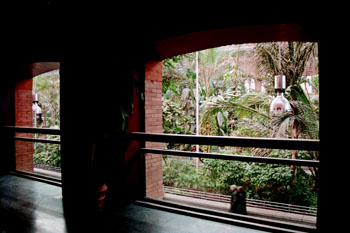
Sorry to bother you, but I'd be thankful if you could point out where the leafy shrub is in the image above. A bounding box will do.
[163,158,211,191]
[33,142,61,167]
[163,154,317,207]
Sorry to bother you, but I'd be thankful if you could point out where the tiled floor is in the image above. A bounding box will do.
[0,174,266,233]
[0,174,66,233]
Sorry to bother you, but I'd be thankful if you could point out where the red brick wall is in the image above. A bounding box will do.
[145,61,164,199]
[15,79,33,172]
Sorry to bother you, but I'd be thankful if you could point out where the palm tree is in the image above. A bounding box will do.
[33,70,60,128]
[255,42,316,87]
[255,42,318,184]
[199,47,233,99]
[200,91,271,137]
[162,53,198,135]
[271,85,319,185]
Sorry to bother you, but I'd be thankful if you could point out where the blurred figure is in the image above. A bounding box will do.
[230,185,247,215]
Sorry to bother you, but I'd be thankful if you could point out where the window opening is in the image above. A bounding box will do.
[149,42,319,228]
[14,63,61,179]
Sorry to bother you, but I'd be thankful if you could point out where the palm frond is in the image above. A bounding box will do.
[200,93,271,132]
[255,42,316,87]
[271,99,319,140]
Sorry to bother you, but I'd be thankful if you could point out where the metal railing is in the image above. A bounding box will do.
[4,126,61,135]
[164,186,317,216]
[5,126,61,144]
[5,128,320,176]
[4,128,319,231]
[130,132,320,167]
[130,131,320,232]
[131,132,320,151]
[5,128,320,212]
[4,126,62,185]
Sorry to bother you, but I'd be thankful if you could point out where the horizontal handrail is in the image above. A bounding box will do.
[14,137,61,144]
[6,130,320,151]
[4,126,61,135]
[141,148,319,167]
[130,132,320,151]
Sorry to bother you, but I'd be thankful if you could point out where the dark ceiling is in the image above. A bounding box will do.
[3,2,322,63]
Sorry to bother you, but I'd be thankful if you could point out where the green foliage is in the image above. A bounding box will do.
[33,70,60,128]
[163,55,185,69]
[200,92,271,137]
[254,42,316,87]
[163,154,317,207]
[311,75,319,93]
[162,53,197,140]
[34,142,61,167]
[163,158,208,191]
[33,71,61,168]
[198,48,234,99]
[163,98,193,135]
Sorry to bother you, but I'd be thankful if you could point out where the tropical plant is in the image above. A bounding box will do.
[33,142,61,167]
[33,70,61,168]
[254,42,317,87]
[200,91,271,137]
[163,155,317,207]
[162,54,198,150]
[33,70,60,128]
[162,42,319,206]
[163,158,209,191]
[255,42,319,185]
[163,97,193,135]
[199,47,234,99]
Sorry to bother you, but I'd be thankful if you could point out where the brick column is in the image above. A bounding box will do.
[145,61,164,199]
[15,79,34,172]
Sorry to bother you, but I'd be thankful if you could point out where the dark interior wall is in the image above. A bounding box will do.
[154,24,321,59]
[0,66,14,172]
[1,15,150,216]
[59,47,147,217]
[0,62,34,172]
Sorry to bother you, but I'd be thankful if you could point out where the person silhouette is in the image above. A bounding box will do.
[230,185,247,215]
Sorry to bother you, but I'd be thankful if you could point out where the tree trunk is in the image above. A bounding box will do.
[291,121,298,185]
[53,105,57,126]
[233,45,240,95]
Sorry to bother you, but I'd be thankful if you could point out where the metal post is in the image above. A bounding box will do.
[195,51,199,172]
